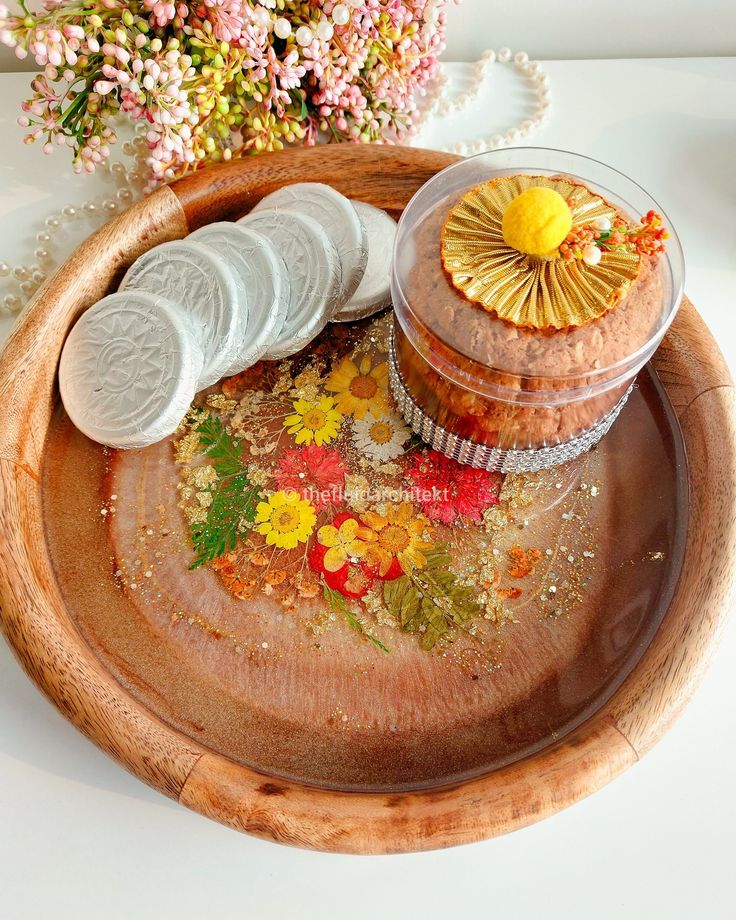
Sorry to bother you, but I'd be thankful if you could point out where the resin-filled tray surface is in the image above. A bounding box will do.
[42,313,687,792]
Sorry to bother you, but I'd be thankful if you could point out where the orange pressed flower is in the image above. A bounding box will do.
[507,545,543,579]
[324,354,389,420]
[358,502,433,579]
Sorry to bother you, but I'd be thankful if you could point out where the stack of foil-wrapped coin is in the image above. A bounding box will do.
[59,184,397,449]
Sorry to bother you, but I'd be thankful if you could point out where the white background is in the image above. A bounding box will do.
[444,0,736,60]
[1,47,736,920]
[1,0,735,70]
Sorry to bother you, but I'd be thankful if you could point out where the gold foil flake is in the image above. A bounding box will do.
[344,473,371,512]
[187,506,208,526]
[206,394,237,412]
[291,364,323,401]
[195,491,213,508]
[441,175,642,329]
[247,464,271,488]
[173,431,201,464]
[189,464,218,489]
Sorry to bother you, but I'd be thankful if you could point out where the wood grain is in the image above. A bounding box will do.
[178,719,636,854]
[169,144,459,228]
[0,146,734,852]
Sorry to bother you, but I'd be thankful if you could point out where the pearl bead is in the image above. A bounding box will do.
[528,62,541,75]
[0,262,10,277]
[505,129,520,143]
[253,7,270,28]
[110,161,126,175]
[514,51,529,65]
[295,25,313,47]
[61,205,77,218]
[103,200,118,213]
[36,231,51,243]
[489,134,504,149]
[32,269,46,284]
[274,18,291,39]
[34,247,51,262]
[45,216,60,230]
[83,201,98,214]
[122,141,135,156]
[481,49,496,63]
[537,74,550,89]
[3,294,21,312]
[317,20,334,41]
[498,47,512,63]
[332,4,350,26]
[20,280,35,295]
[13,266,29,281]
[117,188,133,202]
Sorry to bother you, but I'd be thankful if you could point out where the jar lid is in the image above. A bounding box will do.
[391,148,684,402]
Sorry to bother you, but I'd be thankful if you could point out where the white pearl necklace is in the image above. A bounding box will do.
[0,123,149,318]
[0,50,551,318]
[416,47,551,155]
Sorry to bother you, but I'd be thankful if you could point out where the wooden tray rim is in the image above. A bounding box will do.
[0,146,734,854]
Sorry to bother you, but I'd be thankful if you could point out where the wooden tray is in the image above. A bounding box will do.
[1,147,735,853]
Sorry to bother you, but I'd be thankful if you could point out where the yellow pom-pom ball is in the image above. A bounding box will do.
[501,186,572,257]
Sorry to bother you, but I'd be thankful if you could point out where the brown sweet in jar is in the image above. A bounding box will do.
[397,191,664,450]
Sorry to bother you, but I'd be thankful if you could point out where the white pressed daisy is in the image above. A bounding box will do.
[352,413,412,462]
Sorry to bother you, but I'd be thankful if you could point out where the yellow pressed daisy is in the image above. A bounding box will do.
[283,396,342,446]
[359,502,433,577]
[255,490,316,549]
[317,517,369,572]
[324,355,389,420]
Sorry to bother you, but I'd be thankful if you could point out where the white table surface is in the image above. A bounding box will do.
[1,58,735,919]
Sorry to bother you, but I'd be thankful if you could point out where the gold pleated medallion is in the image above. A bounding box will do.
[441,175,642,330]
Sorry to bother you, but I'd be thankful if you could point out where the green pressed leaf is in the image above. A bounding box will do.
[187,415,260,569]
[383,544,483,650]
[323,583,390,654]
[195,415,245,477]
[383,575,419,627]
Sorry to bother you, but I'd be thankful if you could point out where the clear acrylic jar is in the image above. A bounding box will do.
[390,148,684,472]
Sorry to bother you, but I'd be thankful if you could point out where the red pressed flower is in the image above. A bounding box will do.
[406,451,503,525]
[275,444,346,512]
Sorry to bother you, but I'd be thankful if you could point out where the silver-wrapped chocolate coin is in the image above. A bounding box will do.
[333,201,397,322]
[187,222,290,373]
[187,223,249,374]
[252,182,367,309]
[237,209,341,359]
[59,291,203,450]
[120,239,241,389]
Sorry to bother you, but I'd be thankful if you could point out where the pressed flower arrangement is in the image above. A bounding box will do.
[0,0,457,188]
[170,315,539,653]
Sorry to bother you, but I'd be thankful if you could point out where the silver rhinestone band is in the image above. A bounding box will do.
[388,332,633,473]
